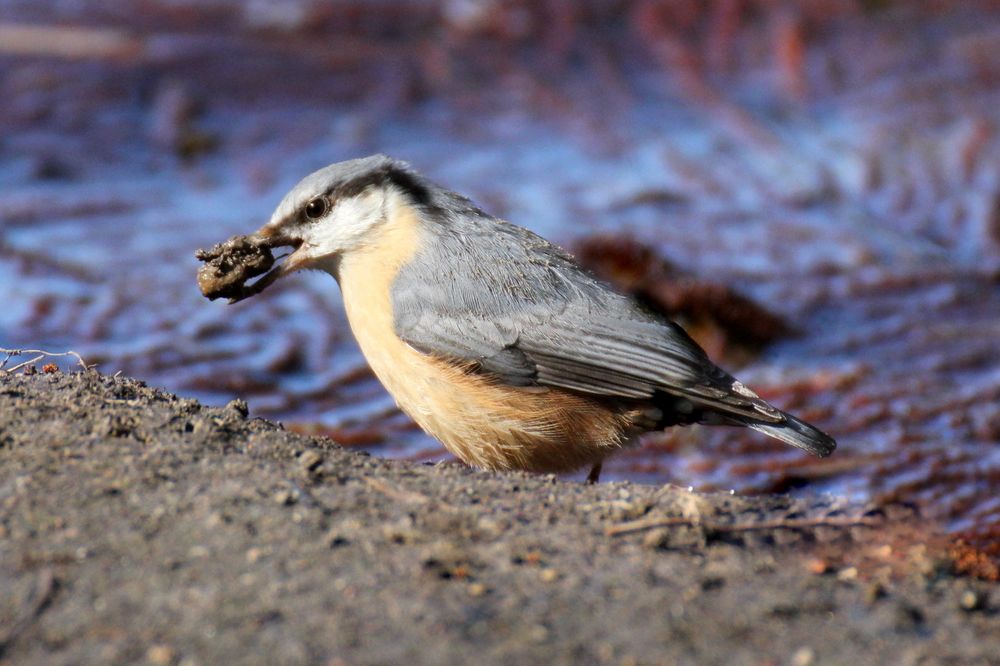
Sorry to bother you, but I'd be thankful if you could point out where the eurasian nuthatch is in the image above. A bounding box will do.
[238,155,835,482]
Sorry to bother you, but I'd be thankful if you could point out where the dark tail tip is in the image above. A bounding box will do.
[745,412,836,458]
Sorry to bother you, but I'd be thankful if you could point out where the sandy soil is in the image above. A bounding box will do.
[1,370,998,665]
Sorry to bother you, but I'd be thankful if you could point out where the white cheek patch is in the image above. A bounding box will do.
[306,189,387,254]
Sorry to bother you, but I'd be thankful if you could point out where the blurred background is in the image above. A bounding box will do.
[2,1,999,566]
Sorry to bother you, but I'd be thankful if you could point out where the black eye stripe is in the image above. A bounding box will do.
[332,166,433,207]
[304,197,329,220]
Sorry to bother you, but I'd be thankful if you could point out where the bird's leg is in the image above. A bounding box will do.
[586,461,603,484]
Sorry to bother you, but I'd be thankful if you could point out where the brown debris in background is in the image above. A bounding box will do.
[574,234,792,361]
[951,532,1000,582]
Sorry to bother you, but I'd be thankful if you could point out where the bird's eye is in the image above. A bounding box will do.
[304,197,329,220]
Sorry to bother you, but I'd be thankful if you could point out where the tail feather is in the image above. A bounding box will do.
[743,412,836,458]
[655,382,837,458]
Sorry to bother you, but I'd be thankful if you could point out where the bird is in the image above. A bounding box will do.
[242,154,835,483]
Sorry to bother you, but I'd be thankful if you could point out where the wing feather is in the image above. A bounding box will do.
[390,205,780,422]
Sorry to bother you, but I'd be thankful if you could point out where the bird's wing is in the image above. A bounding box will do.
[391,218,782,423]
[396,298,780,421]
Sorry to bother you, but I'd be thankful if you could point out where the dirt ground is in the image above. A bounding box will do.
[1,370,998,665]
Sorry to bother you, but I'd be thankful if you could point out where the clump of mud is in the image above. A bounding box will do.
[195,235,276,302]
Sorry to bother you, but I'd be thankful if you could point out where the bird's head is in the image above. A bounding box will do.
[252,154,429,281]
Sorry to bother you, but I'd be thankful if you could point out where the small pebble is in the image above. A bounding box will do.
[325,530,350,548]
[226,399,249,418]
[959,589,986,611]
[806,558,829,575]
[642,528,671,550]
[865,582,887,604]
[146,645,175,665]
[527,624,549,642]
[837,567,858,582]
[300,450,323,472]
[274,489,297,506]
[791,646,815,666]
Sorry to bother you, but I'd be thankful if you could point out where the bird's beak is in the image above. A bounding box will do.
[255,225,307,274]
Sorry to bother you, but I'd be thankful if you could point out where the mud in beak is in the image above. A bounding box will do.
[195,230,305,304]
[227,232,304,303]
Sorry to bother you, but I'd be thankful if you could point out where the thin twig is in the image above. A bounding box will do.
[0,348,93,373]
[4,355,45,373]
[0,23,139,59]
[365,477,431,505]
[606,514,882,537]
[364,477,459,513]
